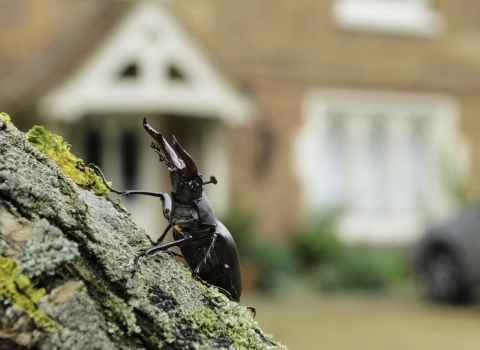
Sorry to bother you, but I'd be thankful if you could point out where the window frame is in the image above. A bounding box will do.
[331,0,445,37]
[294,89,465,244]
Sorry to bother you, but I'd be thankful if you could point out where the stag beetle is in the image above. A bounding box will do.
[90,118,251,311]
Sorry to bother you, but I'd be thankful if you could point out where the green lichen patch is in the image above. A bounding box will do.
[25,125,110,195]
[103,293,141,336]
[145,283,281,349]
[153,311,176,345]
[0,255,57,332]
[201,287,281,349]
[0,111,13,125]
[19,219,80,278]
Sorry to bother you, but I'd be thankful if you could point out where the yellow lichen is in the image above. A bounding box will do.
[26,125,110,195]
[0,112,13,125]
[0,255,57,332]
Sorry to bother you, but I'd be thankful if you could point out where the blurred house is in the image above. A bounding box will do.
[0,1,255,239]
[1,0,479,244]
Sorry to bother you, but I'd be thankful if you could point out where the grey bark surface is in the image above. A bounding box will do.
[0,119,286,349]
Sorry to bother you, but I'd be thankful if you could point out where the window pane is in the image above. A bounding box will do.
[406,120,428,213]
[118,62,139,79]
[365,121,387,213]
[323,118,347,209]
[121,131,139,191]
[84,129,102,167]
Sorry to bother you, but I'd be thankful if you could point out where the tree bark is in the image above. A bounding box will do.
[0,117,286,349]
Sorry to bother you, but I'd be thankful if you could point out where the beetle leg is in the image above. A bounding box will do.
[217,264,241,302]
[168,250,183,258]
[131,251,148,275]
[254,328,275,346]
[87,163,125,195]
[156,224,172,244]
[88,163,165,196]
[192,233,217,276]
[131,221,173,247]
[88,163,172,219]
[193,274,233,300]
[130,236,194,275]
[153,224,182,258]
[247,306,256,318]
[189,235,234,300]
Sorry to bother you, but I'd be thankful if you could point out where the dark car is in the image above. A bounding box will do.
[415,203,480,303]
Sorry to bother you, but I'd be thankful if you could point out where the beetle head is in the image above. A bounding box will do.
[143,118,212,203]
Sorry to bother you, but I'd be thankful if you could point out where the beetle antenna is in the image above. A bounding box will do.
[203,175,217,185]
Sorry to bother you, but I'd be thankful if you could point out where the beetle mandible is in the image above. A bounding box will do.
[90,118,247,306]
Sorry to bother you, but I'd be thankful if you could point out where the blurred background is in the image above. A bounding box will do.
[2,0,480,348]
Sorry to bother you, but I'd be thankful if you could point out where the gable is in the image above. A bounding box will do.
[38,1,253,126]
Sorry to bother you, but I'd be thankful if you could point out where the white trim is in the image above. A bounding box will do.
[293,89,467,244]
[332,0,445,37]
[201,123,230,217]
[38,1,254,126]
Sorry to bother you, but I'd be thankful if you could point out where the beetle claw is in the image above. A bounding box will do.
[247,306,256,318]
[130,250,148,276]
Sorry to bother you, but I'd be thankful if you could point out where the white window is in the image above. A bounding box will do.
[364,120,388,214]
[406,120,429,213]
[294,89,467,244]
[332,0,445,37]
[322,117,348,209]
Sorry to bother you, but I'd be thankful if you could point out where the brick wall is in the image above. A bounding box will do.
[173,0,480,238]
[3,0,480,239]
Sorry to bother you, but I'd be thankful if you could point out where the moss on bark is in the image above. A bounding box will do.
[0,114,286,349]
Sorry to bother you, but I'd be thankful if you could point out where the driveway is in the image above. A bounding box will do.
[243,288,480,350]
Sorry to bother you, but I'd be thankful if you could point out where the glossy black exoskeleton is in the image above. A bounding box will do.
[90,118,246,305]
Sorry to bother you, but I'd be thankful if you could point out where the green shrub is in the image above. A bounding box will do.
[221,200,300,292]
[222,201,412,293]
[317,248,413,291]
[249,240,298,275]
[294,214,343,267]
[248,239,299,292]
[318,252,389,290]
[220,200,256,256]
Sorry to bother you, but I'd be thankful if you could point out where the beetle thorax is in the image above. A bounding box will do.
[170,172,203,204]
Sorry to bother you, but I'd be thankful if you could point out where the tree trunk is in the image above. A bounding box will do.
[0,117,286,349]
